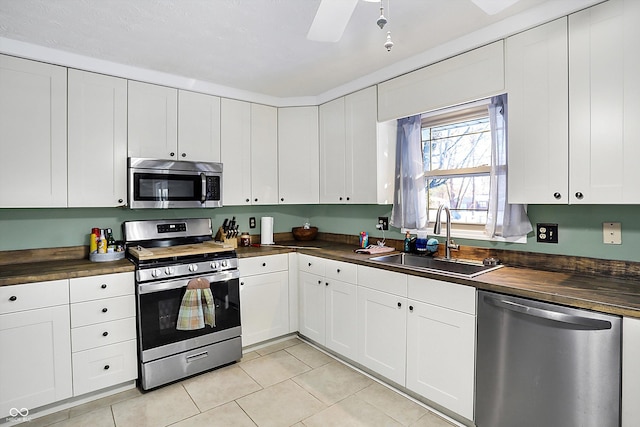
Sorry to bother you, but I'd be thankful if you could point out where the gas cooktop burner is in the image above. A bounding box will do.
[123,218,239,283]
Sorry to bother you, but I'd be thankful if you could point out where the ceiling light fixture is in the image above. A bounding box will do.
[384,31,394,51]
[379,0,393,52]
[376,1,387,29]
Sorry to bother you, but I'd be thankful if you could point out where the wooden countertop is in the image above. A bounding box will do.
[0,258,135,286]
[237,241,640,319]
[3,240,640,319]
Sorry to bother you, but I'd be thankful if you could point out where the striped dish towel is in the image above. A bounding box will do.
[176,278,216,330]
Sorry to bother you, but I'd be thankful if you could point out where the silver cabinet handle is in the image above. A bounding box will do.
[484,295,612,330]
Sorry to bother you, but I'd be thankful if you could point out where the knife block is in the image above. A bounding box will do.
[214,227,238,248]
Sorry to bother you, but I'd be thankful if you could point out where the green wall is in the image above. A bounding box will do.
[1,204,639,262]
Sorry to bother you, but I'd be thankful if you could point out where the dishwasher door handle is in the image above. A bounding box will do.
[484,295,612,330]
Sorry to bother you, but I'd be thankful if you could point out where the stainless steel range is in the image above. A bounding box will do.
[123,218,241,390]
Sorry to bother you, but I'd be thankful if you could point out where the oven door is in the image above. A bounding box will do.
[137,270,240,362]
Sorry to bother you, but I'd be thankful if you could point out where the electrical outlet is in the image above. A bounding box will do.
[249,217,256,229]
[536,223,558,243]
[378,217,389,231]
[603,222,622,244]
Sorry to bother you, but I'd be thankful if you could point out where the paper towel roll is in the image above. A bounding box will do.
[260,217,274,245]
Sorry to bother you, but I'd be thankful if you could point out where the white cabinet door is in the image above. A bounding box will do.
[0,55,67,207]
[68,69,127,207]
[507,18,569,204]
[406,300,475,421]
[240,271,289,347]
[278,106,319,204]
[251,103,279,205]
[325,279,357,360]
[357,286,407,386]
[0,305,72,415]
[319,97,346,203]
[127,80,178,160]
[178,90,221,162]
[298,271,326,344]
[569,0,640,204]
[221,98,252,205]
[345,86,380,204]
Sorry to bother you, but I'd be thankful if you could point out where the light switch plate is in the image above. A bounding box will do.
[603,222,622,245]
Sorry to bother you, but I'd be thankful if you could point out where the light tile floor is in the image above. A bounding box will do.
[23,337,457,427]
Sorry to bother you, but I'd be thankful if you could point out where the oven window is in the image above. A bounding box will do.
[138,277,240,351]
[134,173,200,201]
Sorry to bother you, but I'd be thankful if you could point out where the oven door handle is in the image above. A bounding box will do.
[138,270,240,294]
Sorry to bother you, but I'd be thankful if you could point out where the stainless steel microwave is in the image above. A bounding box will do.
[128,158,223,209]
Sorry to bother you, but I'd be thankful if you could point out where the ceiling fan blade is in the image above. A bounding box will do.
[470,0,521,15]
[307,0,359,42]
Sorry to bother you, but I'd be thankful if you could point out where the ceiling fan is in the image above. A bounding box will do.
[306,0,522,43]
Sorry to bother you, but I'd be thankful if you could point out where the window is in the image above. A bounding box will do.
[422,100,491,226]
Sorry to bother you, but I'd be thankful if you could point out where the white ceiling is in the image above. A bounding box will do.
[0,0,602,104]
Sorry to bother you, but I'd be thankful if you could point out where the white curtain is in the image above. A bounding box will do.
[485,94,533,238]
[390,115,428,230]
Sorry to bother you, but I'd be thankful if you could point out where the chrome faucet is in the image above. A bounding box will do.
[433,204,459,259]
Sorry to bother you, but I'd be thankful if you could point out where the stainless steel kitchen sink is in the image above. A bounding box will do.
[368,253,502,278]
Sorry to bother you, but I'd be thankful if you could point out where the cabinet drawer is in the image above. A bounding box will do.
[239,254,288,277]
[0,279,69,314]
[358,265,407,297]
[71,295,136,327]
[408,276,476,315]
[70,272,134,303]
[72,317,137,352]
[72,339,137,396]
[298,254,325,276]
[325,259,357,283]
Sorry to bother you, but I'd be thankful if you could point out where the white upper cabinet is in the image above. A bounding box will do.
[507,18,569,204]
[569,0,640,204]
[127,80,178,160]
[178,90,221,162]
[221,98,252,205]
[0,55,67,207]
[250,104,279,205]
[320,87,392,204]
[68,69,128,207]
[319,97,346,203]
[377,41,504,122]
[278,106,319,204]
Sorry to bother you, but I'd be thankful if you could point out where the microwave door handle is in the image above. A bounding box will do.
[200,173,207,203]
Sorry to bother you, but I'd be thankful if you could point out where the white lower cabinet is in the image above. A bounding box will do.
[298,270,326,344]
[69,272,137,396]
[406,276,476,421]
[325,278,357,360]
[298,255,358,360]
[239,254,289,347]
[356,286,407,386]
[406,301,475,420]
[0,280,72,416]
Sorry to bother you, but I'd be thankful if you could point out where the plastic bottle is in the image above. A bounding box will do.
[404,231,411,252]
[98,229,107,254]
[90,227,100,253]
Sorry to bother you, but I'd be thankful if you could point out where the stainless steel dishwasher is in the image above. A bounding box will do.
[476,290,621,427]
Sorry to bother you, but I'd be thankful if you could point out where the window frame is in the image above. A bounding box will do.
[414,99,526,244]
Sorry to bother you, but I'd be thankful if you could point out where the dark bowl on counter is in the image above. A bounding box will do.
[292,226,318,241]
